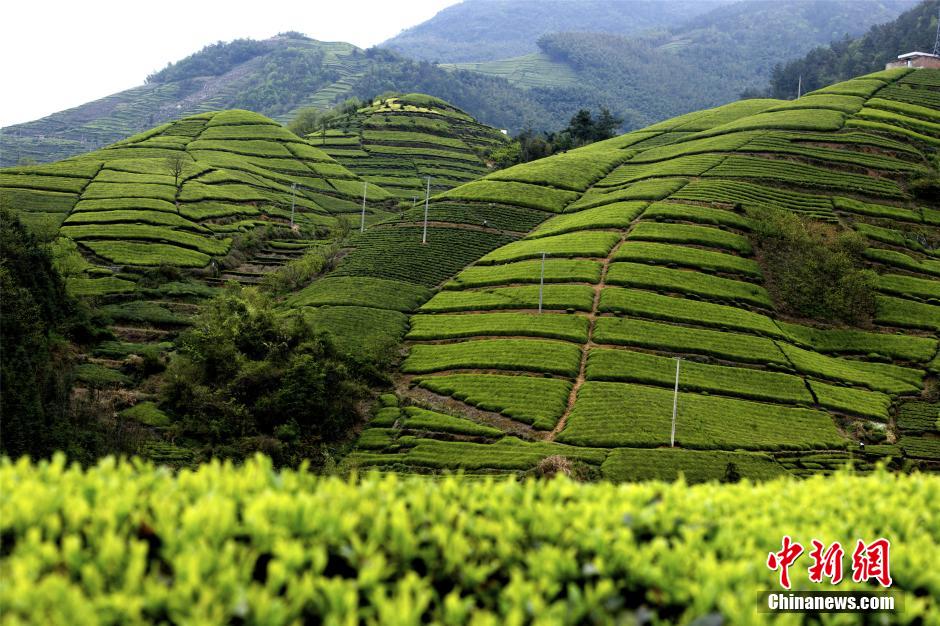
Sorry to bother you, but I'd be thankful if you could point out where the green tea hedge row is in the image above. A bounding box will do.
[287,276,432,312]
[598,288,783,337]
[420,285,595,313]
[593,317,787,366]
[595,153,725,188]
[407,312,589,343]
[705,155,904,198]
[446,259,602,289]
[416,373,572,429]
[81,241,211,268]
[613,241,763,278]
[600,447,786,482]
[605,262,772,308]
[3,456,938,625]
[526,202,647,239]
[477,231,620,265]
[558,381,845,450]
[585,347,813,405]
[403,338,582,376]
[627,221,753,254]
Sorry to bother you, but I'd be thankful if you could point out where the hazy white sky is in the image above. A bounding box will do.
[0,0,459,127]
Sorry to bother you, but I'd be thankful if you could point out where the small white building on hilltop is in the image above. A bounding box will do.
[885,51,940,70]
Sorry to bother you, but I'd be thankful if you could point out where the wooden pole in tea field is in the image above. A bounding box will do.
[538,252,547,313]
[671,357,681,447]
[360,182,368,233]
[422,176,431,244]
[289,183,297,227]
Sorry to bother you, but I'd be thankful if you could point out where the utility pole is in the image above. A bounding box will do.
[360,181,368,233]
[671,357,681,448]
[422,176,431,244]
[289,183,297,227]
[538,252,547,313]
[933,5,940,56]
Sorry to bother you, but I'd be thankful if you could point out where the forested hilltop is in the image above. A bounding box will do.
[767,0,940,98]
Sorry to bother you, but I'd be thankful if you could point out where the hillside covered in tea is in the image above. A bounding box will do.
[0,108,396,287]
[283,68,940,481]
[312,94,507,199]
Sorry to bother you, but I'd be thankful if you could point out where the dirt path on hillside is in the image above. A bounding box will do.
[547,230,633,441]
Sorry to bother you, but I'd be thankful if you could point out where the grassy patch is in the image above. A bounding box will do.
[586,348,812,404]
[778,342,922,394]
[287,276,431,312]
[875,295,940,332]
[403,338,582,376]
[420,285,595,313]
[558,381,845,450]
[477,231,620,264]
[417,374,571,429]
[526,202,646,238]
[436,180,579,212]
[613,241,762,277]
[408,312,589,342]
[601,448,785,482]
[628,221,752,254]
[446,259,602,288]
[598,287,782,337]
[605,262,772,308]
[808,381,891,421]
[594,317,787,365]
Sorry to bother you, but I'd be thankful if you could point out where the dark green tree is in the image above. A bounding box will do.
[1,210,77,457]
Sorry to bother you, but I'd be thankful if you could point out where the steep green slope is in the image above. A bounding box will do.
[304,69,940,480]
[768,0,940,98]
[312,94,507,199]
[0,109,393,296]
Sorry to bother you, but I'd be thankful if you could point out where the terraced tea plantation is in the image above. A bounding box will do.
[337,68,940,481]
[1,109,394,292]
[1,109,397,421]
[311,94,507,199]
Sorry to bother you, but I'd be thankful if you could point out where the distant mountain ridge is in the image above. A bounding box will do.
[380,0,733,63]
[444,0,918,128]
[1,0,919,167]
